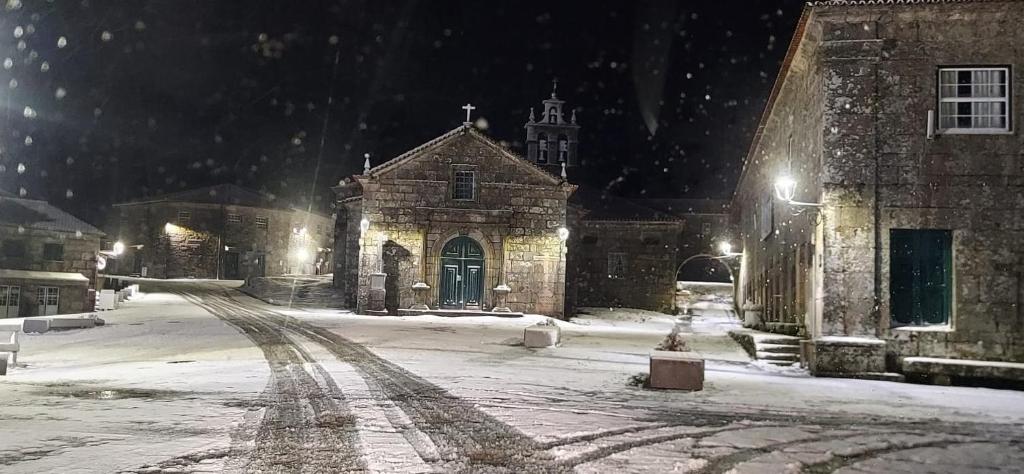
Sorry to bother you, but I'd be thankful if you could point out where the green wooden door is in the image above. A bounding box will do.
[890,229,952,326]
[439,237,485,309]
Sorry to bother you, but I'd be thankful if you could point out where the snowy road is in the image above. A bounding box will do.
[2,281,1023,473]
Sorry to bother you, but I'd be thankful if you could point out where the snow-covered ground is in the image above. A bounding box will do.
[2,281,1023,473]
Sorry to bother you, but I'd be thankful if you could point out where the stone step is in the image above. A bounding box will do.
[754,337,801,346]
[756,351,799,361]
[756,343,800,354]
[761,359,799,367]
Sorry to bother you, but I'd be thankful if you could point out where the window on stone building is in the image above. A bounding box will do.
[607,252,627,279]
[2,240,26,258]
[177,210,191,224]
[581,235,598,245]
[701,222,712,237]
[255,216,269,229]
[938,67,1010,133]
[227,213,241,224]
[537,133,549,163]
[43,243,64,261]
[452,170,475,200]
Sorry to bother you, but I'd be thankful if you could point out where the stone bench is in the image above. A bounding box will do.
[524,324,560,348]
[902,356,1024,385]
[0,331,19,369]
[649,350,704,391]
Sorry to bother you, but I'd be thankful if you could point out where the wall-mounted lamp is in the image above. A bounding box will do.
[773,176,822,208]
[112,240,125,256]
[557,227,570,242]
[359,217,370,234]
[717,241,742,258]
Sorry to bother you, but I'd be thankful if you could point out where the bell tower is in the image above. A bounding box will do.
[525,79,580,172]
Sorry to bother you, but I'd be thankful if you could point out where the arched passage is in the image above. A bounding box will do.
[676,254,734,283]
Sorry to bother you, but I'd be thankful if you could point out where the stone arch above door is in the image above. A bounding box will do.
[426,229,501,310]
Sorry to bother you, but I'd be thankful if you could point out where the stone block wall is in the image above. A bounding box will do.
[0,225,101,282]
[570,221,684,313]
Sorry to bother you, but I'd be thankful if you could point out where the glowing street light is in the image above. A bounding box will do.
[718,241,733,255]
[112,240,125,256]
[557,226,570,242]
[359,217,370,235]
[774,175,797,202]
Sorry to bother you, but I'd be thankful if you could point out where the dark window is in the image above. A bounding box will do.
[43,243,64,261]
[641,236,660,246]
[255,216,269,229]
[607,252,627,279]
[2,240,26,258]
[227,214,241,224]
[453,170,475,200]
[890,229,952,327]
[581,235,598,245]
[177,210,191,224]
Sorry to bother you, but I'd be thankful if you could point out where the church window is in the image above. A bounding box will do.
[452,170,475,200]
[537,134,549,163]
[558,136,569,162]
[607,252,627,279]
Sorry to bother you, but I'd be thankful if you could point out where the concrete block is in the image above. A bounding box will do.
[524,325,560,348]
[807,336,886,376]
[22,319,50,333]
[47,318,97,330]
[649,350,704,391]
[0,321,21,332]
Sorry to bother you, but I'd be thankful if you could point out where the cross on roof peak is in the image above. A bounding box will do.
[462,103,476,124]
[551,78,558,98]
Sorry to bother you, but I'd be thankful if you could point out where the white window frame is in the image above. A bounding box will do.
[937,66,1012,134]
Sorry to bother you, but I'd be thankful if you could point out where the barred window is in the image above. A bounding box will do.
[938,67,1010,133]
[255,216,269,229]
[227,213,242,224]
[43,243,64,261]
[177,210,191,224]
[452,170,475,200]
[607,252,627,279]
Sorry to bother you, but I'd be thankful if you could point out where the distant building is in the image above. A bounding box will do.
[731,0,1024,381]
[111,184,334,280]
[567,189,686,314]
[0,190,103,317]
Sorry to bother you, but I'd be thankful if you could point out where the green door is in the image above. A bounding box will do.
[890,229,952,327]
[439,236,485,309]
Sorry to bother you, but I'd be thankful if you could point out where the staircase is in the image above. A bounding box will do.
[729,329,803,366]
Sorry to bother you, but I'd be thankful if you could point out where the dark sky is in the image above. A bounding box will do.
[0,0,804,224]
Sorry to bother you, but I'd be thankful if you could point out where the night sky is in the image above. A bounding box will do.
[0,0,804,225]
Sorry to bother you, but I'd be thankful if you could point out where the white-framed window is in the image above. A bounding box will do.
[177,210,191,224]
[938,67,1011,133]
[607,252,627,279]
[255,216,269,229]
[452,170,475,201]
[226,213,242,224]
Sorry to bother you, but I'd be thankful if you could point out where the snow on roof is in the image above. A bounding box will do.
[115,183,288,210]
[0,269,90,283]
[0,196,104,236]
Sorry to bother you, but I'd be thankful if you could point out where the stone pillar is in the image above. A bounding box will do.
[410,282,431,310]
[492,284,511,312]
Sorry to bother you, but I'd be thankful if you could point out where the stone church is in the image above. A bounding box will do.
[332,92,577,316]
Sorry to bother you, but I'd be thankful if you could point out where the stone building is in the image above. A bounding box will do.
[644,199,732,282]
[112,184,334,280]
[566,188,686,314]
[731,0,1024,381]
[333,122,574,316]
[0,190,103,317]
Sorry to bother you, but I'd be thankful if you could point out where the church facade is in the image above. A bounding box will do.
[333,116,575,316]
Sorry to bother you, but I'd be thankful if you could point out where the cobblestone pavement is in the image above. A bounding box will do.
[125,283,1023,473]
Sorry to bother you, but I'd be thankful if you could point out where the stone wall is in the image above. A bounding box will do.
[733,2,1024,370]
[337,127,572,317]
[0,224,101,281]
[570,220,684,313]
[114,202,333,280]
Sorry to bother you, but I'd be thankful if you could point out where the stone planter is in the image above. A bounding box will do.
[491,284,512,312]
[367,272,387,313]
[410,282,431,310]
[741,303,763,328]
[524,324,560,348]
[649,350,704,391]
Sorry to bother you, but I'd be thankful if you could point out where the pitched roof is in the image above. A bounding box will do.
[641,198,730,217]
[0,196,104,235]
[115,183,286,210]
[366,124,564,186]
[571,186,682,222]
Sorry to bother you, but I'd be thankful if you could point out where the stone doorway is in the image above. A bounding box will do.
[439,236,485,309]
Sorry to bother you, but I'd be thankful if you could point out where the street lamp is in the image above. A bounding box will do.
[773,175,822,208]
[112,240,125,256]
[717,241,742,258]
[359,217,370,235]
[557,226,570,242]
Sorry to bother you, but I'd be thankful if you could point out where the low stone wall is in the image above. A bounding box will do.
[242,276,346,308]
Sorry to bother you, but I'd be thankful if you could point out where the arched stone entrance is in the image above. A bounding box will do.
[439,236,485,309]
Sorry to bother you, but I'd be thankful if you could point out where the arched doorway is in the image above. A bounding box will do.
[439,236,485,309]
[676,254,734,283]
